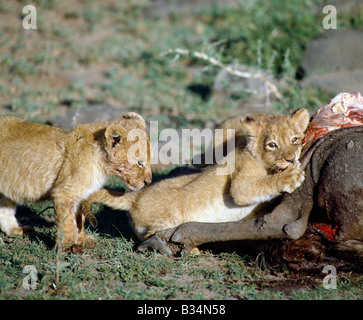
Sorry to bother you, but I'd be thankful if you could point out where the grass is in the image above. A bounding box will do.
[3,0,361,124]
[1,228,362,300]
[0,0,362,300]
[0,175,362,300]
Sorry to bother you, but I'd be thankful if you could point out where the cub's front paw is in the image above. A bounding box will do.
[279,165,305,194]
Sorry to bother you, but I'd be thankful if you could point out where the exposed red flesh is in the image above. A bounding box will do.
[302,92,363,240]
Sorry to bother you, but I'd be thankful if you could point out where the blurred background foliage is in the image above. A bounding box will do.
[0,0,362,128]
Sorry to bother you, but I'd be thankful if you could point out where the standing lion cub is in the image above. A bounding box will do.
[0,112,151,250]
[82,110,309,242]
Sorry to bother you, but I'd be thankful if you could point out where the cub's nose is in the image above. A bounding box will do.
[284,154,296,163]
[144,175,152,186]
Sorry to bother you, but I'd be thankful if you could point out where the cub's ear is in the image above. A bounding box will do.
[105,124,128,149]
[240,116,257,135]
[291,109,310,132]
[122,112,146,129]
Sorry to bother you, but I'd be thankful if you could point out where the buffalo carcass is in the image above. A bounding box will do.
[139,93,363,271]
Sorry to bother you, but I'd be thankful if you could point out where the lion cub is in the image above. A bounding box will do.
[82,110,309,242]
[0,112,151,250]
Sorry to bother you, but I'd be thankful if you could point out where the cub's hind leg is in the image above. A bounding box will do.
[0,196,24,236]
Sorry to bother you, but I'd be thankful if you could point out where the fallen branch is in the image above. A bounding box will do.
[161,48,288,108]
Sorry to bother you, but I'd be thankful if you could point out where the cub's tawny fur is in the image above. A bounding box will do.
[82,110,309,242]
[0,113,151,250]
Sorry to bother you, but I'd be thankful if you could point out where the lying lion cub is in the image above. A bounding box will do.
[82,110,309,242]
[0,112,151,250]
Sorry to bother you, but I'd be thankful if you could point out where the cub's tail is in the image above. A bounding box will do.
[81,189,137,228]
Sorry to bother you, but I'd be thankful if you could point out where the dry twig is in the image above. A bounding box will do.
[161,48,288,108]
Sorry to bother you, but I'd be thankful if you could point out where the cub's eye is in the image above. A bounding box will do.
[291,137,299,143]
[137,160,145,168]
[267,142,278,150]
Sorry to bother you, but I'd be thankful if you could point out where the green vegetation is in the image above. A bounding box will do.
[3,0,361,124]
[1,176,362,300]
[1,225,362,299]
